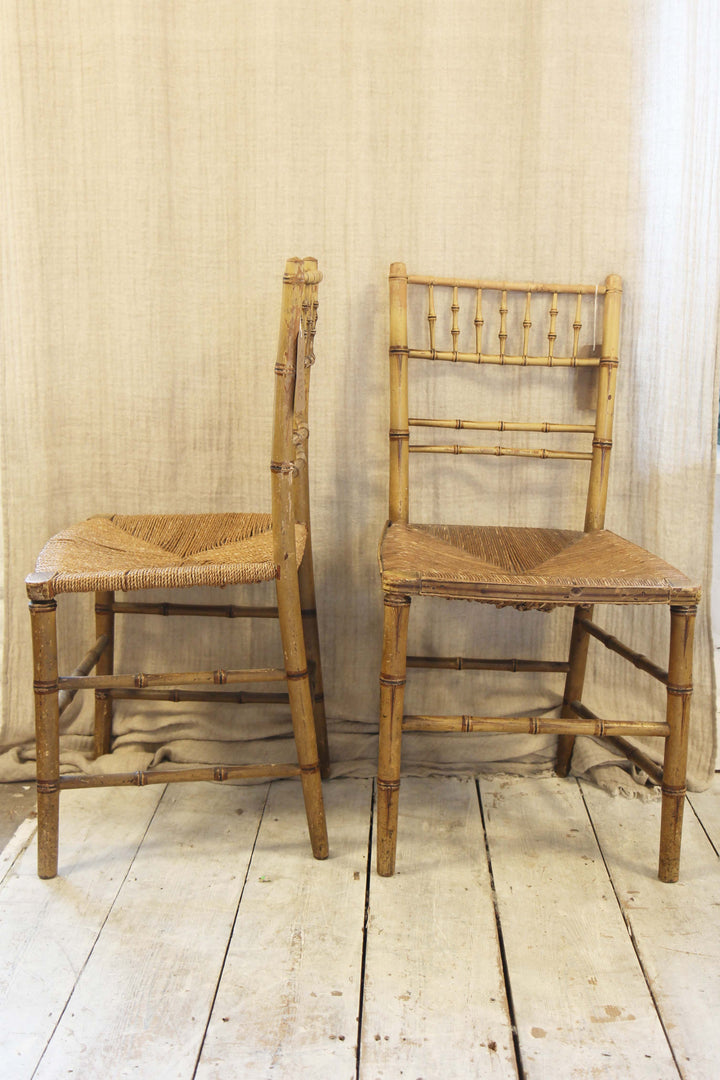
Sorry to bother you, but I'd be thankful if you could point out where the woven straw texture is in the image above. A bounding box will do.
[381,524,700,604]
[33,513,305,595]
[1,2,718,790]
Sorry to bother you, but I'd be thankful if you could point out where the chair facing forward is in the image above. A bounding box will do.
[27,257,329,877]
[377,263,699,882]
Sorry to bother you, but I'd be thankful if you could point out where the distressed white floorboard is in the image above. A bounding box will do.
[0,816,37,888]
[0,785,164,1080]
[480,774,679,1080]
[360,777,517,1079]
[196,778,370,1080]
[582,780,720,1080]
[2,775,719,1078]
[33,782,268,1080]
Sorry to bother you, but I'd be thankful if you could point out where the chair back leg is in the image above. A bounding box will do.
[94,590,115,758]
[298,544,329,777]
[275,574,329,860]
[556,603,594,776]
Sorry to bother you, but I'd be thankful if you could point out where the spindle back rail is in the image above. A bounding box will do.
[378,262,699,884]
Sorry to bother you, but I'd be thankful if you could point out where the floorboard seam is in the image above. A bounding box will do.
[475,778,524,1079]
[191,780,272,1079]
[686,793,720,858]
[354,778,375,1080]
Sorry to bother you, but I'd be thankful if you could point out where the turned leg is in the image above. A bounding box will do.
[659,604,696,883]
[556,603,594,777]
[377,593,410,877]
[29,597,61,879]
[276,575,328,860]
[94,590,115,758]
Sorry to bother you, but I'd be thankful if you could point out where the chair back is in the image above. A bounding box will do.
[388,264,622,531]
[271,257,322,565]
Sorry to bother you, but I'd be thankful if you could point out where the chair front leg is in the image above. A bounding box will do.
[29,597,61,879]
[659,603,696,883]
[377,593,410,877]
[556,603,594,777]
[276,574,329,860]
[94,590,115,758]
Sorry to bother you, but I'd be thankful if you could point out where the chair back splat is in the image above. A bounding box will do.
[388,263,622,532]
[377,262,699,883]
[26,257,329,878]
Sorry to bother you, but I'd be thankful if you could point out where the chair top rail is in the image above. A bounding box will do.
[406,273,607,295]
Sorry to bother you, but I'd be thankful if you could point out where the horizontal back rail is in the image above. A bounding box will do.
[407,349,600,367]
[408,445,592,460]
[409,418,595,433]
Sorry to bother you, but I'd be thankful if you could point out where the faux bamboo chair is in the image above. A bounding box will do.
[26,257,329,878]
[377,263,699,882]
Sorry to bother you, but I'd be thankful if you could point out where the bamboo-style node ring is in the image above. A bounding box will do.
[36,780,59,794]
[380,673,406,687]
[33,680,59,695]
[286,667,309,681]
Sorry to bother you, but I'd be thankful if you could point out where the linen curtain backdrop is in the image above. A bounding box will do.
[1,1,718,790]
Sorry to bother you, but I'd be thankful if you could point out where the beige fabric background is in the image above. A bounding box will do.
[1,1,718,789]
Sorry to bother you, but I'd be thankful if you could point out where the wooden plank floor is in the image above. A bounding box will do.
[0,773,718,1079]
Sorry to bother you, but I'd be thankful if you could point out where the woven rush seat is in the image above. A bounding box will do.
[33,512,307,596]
[380,522,699,606]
